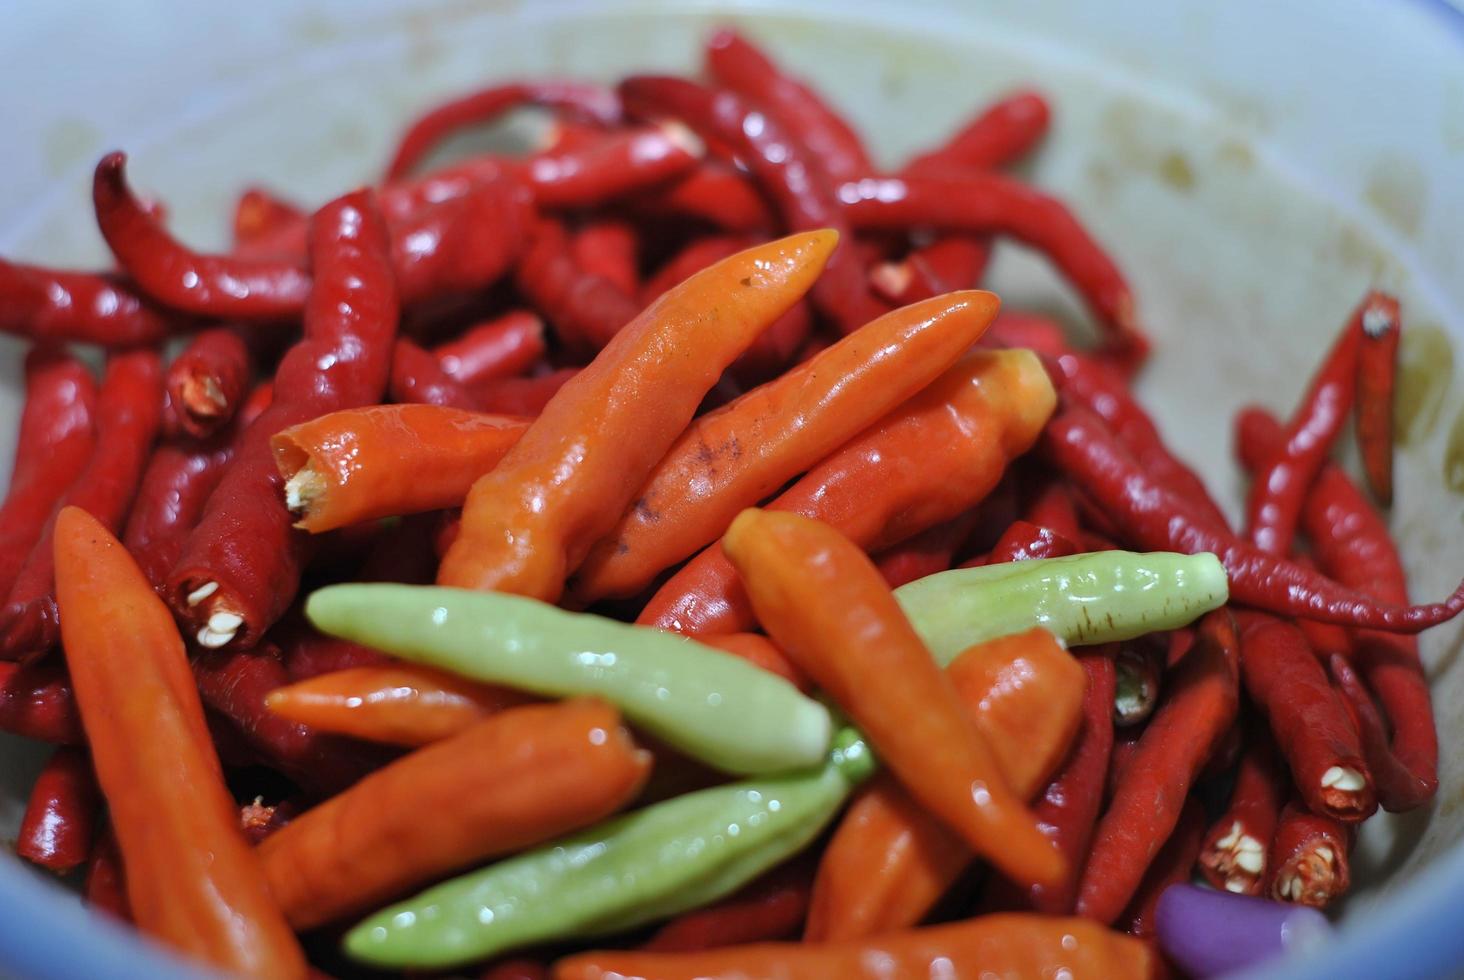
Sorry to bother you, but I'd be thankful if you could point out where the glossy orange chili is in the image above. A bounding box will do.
[53,507,305,978]
[261,698,650,930]
[576,290,1003,601]
[724,509,1064,891]
[438,230,836,601]
[272,405,530,532]
[805,628,1085,941]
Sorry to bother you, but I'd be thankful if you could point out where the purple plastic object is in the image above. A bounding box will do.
[1156,883,1332,977]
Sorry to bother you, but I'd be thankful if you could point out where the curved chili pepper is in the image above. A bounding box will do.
[385,172,532,305]
[904,90,1052,175]
[513,217,641,352]
[1,349,163,661]
[1050,350,1229,528]
[704,28,873,181]
[272,404,528,533]
[265,662,531,746]
[1199,730,1286,896]
[1237,612,1374,821]
[570,220,640,296]
[985,519,1080,565]
[644,858,813,952]
[53,507,306,978]
[623,161,777,232]
[983,309,1073,357]
[1236,407,1437,809]
[725,509,1064,890]
[475,368,580,416]
[436,310,546,385]
[621,76,887,333]
[15,745,100,873]
[440,230,835,601]
[1356,297,1400,504]
[576,290,1002,601]
[559,914,1156,980]
[805,628,1086,941]
[840,174,1147,365]
[94,153,311,320]
[167,189,398,650]
[389,338,478,408]
[385,80,621,179]
[0,348,97,599]
[875,512,982,588]
[1244,293,1392,555]
[515,126,698,209]
[1123,797,1206,938]
[0,661,83,744]
[0,258,176,346]
[1076,610,1240,924]
[870,235,993,305]
[232,186,303,248]
[1041,405,1464,632]
[1268,800,1351,907]
[262,699,650,930]
[164,327,251,438]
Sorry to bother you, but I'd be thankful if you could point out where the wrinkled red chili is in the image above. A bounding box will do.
[164,327,252,439]
[16,745,100,873]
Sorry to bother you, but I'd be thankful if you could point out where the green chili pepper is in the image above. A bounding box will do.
[895,551,1228,665]
[306,584,832,774]
[344,729,875,969]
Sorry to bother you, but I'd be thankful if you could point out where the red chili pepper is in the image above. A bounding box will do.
[384,81,621,179]
[1236,407,1437,809]
[903,90,1052,175]
[94,153,312,320]
[1355,296,1400,505]
[0,258,176,346]
[474,368,580,417]
[85,824,130,921]
[0,662,83,744]
[1041,405,1464,632]
[164,327,252,438]
[232,187,304,249]
[643,858,813,952]
[193,643,393,795]
[704,28,873,181]
[15,745,100,873]
[167,190,398,651]
[480,959,549,980]
[621,75,888,334]
[1111,644,1162,728]
[239,797,299,845]
[1,349,163,661]
[840,174,1147,366]
[1326,653,1429,820]
[985,519,1079,565]
[1267,800,1352,907]
[384,173,532,305]
[1050,350,1229,529]
[0,348,97,599]
[1023,480,1082,540]
[1244,293,1393,556]
[389,338,479,409]
[1122,797,1206,939]
[1199,730,1287,896]
[983,310,1072,358]
[514,217,641,352]
[1236,612,1374,822]
[570,220,640,296]
[513,126,699,209]
[434,310,547,385]
[122,426,239,590]
[1076,611,1240,924]
[875,512,982,588]
[870,236,993,305]
[623,161,777,232]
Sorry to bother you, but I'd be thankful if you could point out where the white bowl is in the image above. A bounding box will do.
[2,1,1462,977]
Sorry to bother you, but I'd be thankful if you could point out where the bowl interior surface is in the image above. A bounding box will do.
[1,1,1462,977]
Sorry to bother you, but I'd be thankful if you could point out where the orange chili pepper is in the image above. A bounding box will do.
[723,509,1064,891]
[261,698,650,930]
[265,663,534,746]
[576,290,1003,601]
[438,230,837,601]
[272,404,529,532]
[805,628,1085,941]
[53,507,305,978]
[555,913,1157,980]
[638,348,1054,637]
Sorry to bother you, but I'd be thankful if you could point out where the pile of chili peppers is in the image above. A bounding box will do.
[0,27,1458,980]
